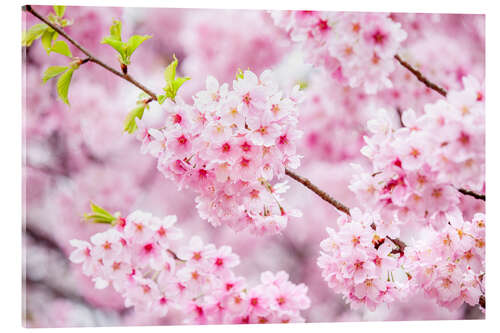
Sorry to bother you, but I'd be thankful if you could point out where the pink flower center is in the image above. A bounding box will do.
[242,93,251,105]
[354,260,364,270]
[195,305,204,316]
[142,285,151,294]
[222,142,231,152]
[317,19,330,31]
[459,132,470,145]
[177,135,187,145]
[240,157,250,168]
[143,243,154,253]
[278,135,288,145]
[352,22,361,33]
[215,258,224,266]
[117,217,126,228]
[371,29,387,45]
[241,141,252,152]
[157,227,166,237]
[250,297,259,306]
[173,114,182,124]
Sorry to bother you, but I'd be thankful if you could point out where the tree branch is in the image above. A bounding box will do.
[24,5,158,101]
[394,54,448,97]
[285,168,351,216]
[458,188,486,201]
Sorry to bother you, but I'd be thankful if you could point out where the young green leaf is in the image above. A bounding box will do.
[165,77,190,100]
[236,68,244,80]
[157,94,167,104]
[101,21,151,65]
[42,66,68,83]
[22,23,48,47]
[53,5,66,17]
[164,54,179,83]
[40,29,58,54]
[125,35,152,59]
[123,104,146,134]
[163,55,190,100]
[83,202,117,224]
[109,20,122,41]
[51,40,73,58]
[101,36,125,58]
[56,67,74,105]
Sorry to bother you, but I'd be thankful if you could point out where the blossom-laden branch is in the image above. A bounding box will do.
[394,54,448,97]
[71,208,311,324]
[24,6,351,222]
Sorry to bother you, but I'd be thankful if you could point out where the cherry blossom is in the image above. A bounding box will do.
[69,209,311,324]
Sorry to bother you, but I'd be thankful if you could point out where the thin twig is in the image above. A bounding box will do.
[285,168,351,216]
[394,54,447,97]
[458,188,486,201]
[24,5,158,101]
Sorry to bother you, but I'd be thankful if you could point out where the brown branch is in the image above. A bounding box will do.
[394,54,447,97]
[458,188,486,201]
[24,5,158,101]
[479,295,485,309]
[285,168,351,216]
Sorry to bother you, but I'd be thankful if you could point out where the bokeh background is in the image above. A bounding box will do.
[22,5,485,327]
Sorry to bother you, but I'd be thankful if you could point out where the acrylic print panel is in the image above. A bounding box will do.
[22,4,485,327]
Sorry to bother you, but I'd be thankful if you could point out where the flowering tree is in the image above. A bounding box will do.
[22,5,485,327]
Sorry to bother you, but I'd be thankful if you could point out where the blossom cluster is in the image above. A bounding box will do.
[350,76,485,231]
[270,11,407,93]
[136,70,304,235]
[317,208,408,311]
[69,210,311,324]
[404,213,485,311]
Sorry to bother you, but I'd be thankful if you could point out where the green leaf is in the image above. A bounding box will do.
[42,66,68,83]
[164,54,178,83]
[109,20,122,41]
[101,21,151,65]
[53,5,66,17]
[164,77,190,100]
[22,23,48,47]
[101,36,126,62]
[56,67,74,105]
[236,68,244,80]
[51,40,72,58]
[163,55,190,100]
[123,104,146,134]
[83,202,117,224]
[125,34,151,59]
[41,29,58,54]
[157,94,167,104]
